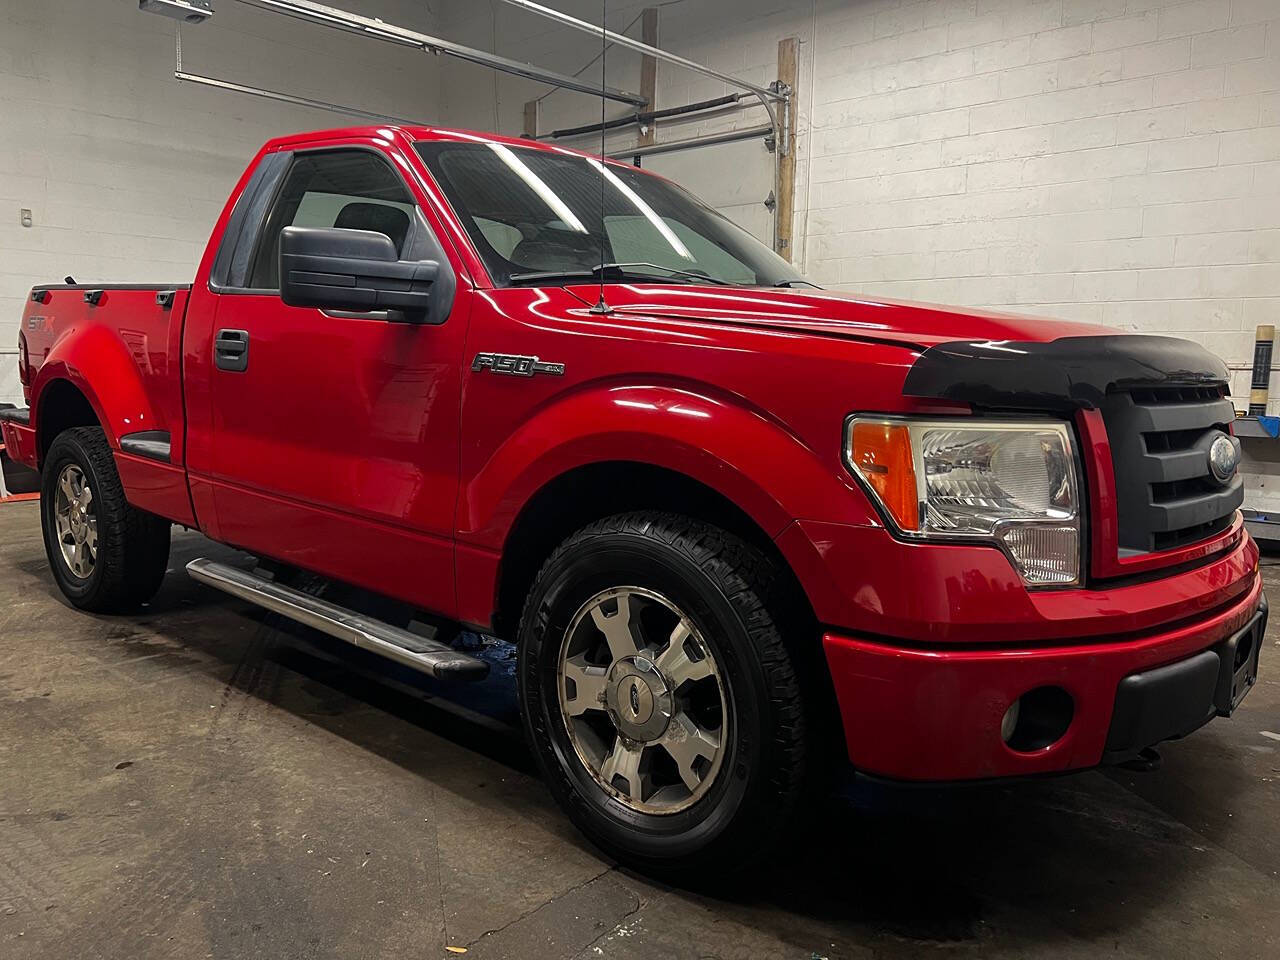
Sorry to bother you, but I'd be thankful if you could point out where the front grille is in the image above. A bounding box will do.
[1100,385,1242,555]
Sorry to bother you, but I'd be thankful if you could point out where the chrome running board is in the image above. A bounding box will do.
[186,558,488,681]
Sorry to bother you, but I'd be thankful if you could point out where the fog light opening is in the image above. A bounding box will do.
[1002,686,1074,753]
[1000,698,1021,743]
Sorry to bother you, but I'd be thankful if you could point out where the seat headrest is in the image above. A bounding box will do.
[334,202,411,252]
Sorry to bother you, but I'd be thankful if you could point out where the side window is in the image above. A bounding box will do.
[248,150,415,291]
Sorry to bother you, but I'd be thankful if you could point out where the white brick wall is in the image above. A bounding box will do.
[434,0,1280,405]
[801,0,1280,404]
[0,0,440,404]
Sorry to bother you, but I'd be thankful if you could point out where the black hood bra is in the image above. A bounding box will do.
[902,335,1231,412]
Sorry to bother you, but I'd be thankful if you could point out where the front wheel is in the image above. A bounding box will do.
[41,427,171,612]
[517,512,809,875]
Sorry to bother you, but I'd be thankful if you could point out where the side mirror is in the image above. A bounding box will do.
[279,226,441,319]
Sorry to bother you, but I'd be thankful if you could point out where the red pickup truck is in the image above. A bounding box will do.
[2,124,1262,872]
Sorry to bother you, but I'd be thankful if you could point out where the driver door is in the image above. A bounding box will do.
[207,144,466,617]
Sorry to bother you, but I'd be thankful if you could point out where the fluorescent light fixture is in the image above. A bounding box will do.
[587,158,694,261]
[140,0,213,23]
[488,143,587,233]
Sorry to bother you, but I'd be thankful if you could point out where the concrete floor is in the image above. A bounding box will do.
[1,499,1278,959]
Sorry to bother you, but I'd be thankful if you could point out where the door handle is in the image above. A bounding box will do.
[215,329,249,373]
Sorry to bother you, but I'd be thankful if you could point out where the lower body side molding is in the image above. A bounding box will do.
[186,558,489,681]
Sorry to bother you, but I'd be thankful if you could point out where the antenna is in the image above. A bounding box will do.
[589,0,612,315]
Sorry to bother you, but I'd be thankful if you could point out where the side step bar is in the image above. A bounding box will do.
[186,558,489,681]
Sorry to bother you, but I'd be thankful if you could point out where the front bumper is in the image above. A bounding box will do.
[1103,595,1266,764]
[822,569,1264,781]
[778,514,1256,645]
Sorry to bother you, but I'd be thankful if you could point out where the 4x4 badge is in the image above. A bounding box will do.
[472,353,565,377]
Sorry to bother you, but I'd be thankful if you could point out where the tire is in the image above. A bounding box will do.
[517,511,808,875]
[41,426,171,612]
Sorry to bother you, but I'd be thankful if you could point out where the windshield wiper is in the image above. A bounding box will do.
[772,279,820,289]
[607,262,734,285]
[509,261,733,286]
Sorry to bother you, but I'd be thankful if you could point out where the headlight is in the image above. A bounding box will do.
[845,417,1081,586]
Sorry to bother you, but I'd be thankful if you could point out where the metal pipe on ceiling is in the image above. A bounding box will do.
[492,0,792,251]
[493,0,786,150]
[494,0,784,103]
[607,123,775,161]
[546,93,747,140]
[174,71,423,124]
[231,0,649,106]
[177,1,790,251]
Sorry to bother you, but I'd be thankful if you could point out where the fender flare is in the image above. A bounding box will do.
[460,381,873,554]
[33,324,162,453]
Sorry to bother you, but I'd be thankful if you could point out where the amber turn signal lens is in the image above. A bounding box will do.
[849,421,919,531]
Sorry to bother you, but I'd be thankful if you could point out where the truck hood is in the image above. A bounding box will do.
[564,283,1113,349]
[563,283,1228,415]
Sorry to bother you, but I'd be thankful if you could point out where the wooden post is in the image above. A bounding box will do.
[638,7,659,147]
[522,98,540,138]
[776,37,799,261]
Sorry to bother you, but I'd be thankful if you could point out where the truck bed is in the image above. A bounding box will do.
[15,281,197,524]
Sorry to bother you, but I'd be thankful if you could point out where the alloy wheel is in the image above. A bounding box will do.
[54,464,97,579]
[556,586,729,814]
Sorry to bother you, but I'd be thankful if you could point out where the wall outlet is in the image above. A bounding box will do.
[20,209,32,228]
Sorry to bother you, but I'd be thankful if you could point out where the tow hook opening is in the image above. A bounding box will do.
[1234,629,1255,671]
[1002,686,1075,753]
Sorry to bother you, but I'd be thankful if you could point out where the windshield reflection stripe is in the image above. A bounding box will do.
[488,143,587,233]
[586,158,693,262]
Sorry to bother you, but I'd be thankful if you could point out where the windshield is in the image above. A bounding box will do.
[414,140,805,288]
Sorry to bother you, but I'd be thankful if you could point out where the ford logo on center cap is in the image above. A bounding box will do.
[1208,433,1241,485]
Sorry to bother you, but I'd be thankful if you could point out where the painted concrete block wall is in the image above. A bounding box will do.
[0,0,440,405]
[435,0,1280,405]
[802,0,1280,405]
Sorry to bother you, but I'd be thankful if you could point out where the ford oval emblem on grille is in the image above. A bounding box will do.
[1208,433,1240,484]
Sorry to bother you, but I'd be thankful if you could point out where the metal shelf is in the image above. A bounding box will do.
[1243,509,1280,543]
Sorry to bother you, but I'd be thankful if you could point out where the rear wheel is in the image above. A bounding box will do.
[41,427,170,612]
[517,511,809,875]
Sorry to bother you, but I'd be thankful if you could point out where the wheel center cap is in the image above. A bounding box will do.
[605,657,673,742]
[622,675,654,723]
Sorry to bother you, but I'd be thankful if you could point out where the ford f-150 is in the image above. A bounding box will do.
[1,124,1263,872]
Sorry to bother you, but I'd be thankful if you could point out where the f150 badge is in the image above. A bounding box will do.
[472,353,565,377]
